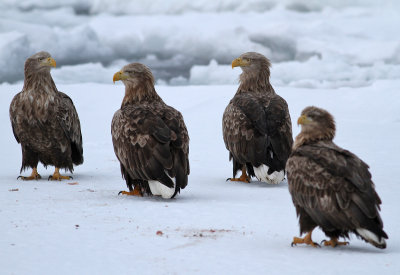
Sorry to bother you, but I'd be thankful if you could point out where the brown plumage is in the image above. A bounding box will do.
[287,106,388,249]
[112,63,189,199]
[9,51,83,181]
[223,52,293,184]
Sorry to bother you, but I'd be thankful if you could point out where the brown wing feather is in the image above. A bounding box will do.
[265,96,293,165]
[57,92,83,165]
[160,105,190,188]
[287,140,387,240]
[9,91,22,143]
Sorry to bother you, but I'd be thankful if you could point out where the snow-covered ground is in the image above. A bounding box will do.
[1,0,400,274]
[1,80,399,274]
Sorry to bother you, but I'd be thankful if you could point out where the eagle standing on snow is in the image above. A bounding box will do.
[112,63,189,199]
[9,51,83,180]
[223,52,293,184]
[287,106,388,249]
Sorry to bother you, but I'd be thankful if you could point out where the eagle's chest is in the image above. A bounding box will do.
[18,91,57,122]
[12,92,60,144]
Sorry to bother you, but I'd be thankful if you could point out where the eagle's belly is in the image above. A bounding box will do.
[15,94,69,155]
[19,120,71,165]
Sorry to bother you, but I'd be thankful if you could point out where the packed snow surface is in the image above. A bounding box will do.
[1,80,399,274]
[1,0,400,87]
[1,1,400,274]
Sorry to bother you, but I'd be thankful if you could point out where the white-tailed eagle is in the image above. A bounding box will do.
[223,52,293,184]
[287,106,388,249]
[9,51,83,181]
[112,63,189,199]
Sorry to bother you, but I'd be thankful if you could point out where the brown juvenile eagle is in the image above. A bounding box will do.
[9,51,83,180]
[287,106,388,249]
[223,52,293,184]
[112,63,189,199]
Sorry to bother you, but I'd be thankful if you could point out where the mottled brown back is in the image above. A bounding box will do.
[112,99,189,197]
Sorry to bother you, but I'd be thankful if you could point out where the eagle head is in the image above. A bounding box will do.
[25,51,56,74]
[113,63,155,86]
[297,106,336,141]
[231,52,271,74]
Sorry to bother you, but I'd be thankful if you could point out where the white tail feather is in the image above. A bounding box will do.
[356,228,386,249]
[253,164,285,184]
[148,176,176,199]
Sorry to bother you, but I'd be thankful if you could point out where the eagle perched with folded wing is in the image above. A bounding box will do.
[9,51,83,180]
[112,63,189,199]
[223,52,293,184]
[287,106,388,249]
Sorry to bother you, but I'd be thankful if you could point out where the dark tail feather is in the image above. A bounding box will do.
[171,166,188,199]
[232,157,242,178]
[246,163,255,178]
[71,142,83,165]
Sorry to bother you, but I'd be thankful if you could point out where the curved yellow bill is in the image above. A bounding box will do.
[113,71,129,83]
[42,57,56,68]
[297,115,311,125]
[232,57,250,69]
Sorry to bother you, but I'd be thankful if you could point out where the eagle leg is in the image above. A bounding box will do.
[227,167,251,183]
[17,167,41,181]
[118,185,143,196]
[291,230,320,248]
[48,167,72,181]
[321,238,349,247]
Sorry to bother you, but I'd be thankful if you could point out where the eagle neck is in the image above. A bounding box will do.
[237,69,274,95]
[23,71,57,94]
[293,131,335,150]
[122,82,162,107]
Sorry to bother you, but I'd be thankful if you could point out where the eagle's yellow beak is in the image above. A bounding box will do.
[113,71,129,83]
[297,115,312,126]
[232,57,250,69]
[42,57,56,68]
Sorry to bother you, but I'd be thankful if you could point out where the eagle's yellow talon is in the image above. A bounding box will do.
[48,167,72,181]
[228,167,251,183]
[322,238,349,247]
[291,231,320,248]
[118,186,142,196]
[18,168,41,181]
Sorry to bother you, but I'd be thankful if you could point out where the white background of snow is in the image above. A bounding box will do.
[0,0,400,87]
[1,79,400,274]
[1,1,400,274]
